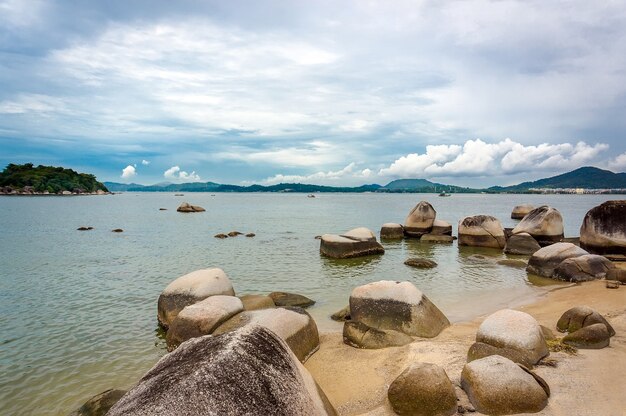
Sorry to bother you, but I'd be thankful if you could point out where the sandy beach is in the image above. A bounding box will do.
[306,279,626,416]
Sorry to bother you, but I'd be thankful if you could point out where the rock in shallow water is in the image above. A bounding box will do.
[512,205,564,246]
[504,232,541,255]
[404,257,437,268]
[404,201,436,238]
[380,223,404,239]
[320,227,384,259]
[70,389,126,416]
[511,204,534,220]
[526,242,589,278]
[552,254,614,282]
[176,202,205,212]
[458,215,506,249]
[107,326,337,416]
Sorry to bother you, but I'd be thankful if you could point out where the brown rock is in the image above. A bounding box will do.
[380,223,404,239]
[458,215,506,249]
[556,306,615,337]
[176,202,205,212]
[404,258,438,268]
[526,242,589,278]
[343,320,413,349]
[70,389,126,416]
[606,268,626,284]
[580,200,626,255]
[511,204,535,220]
[512,205,564,246]
[404,201,436,238]
[504,232,541,255]
[562,323,612,349]
[320,227,385,259]
[269,292,315,308]
[239,294,275,310]
[552,254,614,282]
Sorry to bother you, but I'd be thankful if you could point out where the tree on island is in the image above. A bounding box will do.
[0,163,109,194]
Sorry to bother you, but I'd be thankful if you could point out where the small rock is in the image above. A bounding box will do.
[606,280,620,289]
[176,202,205,212]
[228,231,243,237]
[606,268,626,284]
[112,228,123,233]
[159,208,167,210]
[380,223,404,239]
[343,320,413,349]
[556,306,615,336]
[70,389,126,416]
[77,226,93,231]
[214,233,228,239]
[245,233,256,237]
[562,323,612,349]
[269,292,315,308]
[511,204,535,220]
[504,232,541,255]
[404,257,438,268]
[239,294,275,310]
[320,227,385,259]
[331,305,351,321]
[420,234,454,243]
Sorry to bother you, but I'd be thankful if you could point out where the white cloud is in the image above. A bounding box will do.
[164,166,201,182]
[141,159,150,165]
[608,152,626,172]
[0,94,68,114]
[121,165,136,179]
[216,141,345,167]
[379,139,609,178]
[258,163,373,185]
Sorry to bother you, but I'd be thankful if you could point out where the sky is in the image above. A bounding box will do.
[1,0,625,187]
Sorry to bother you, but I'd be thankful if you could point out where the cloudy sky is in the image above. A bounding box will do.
[1,0,625,186]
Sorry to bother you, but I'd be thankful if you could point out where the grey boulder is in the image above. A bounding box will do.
[504,232,541,255]
[380,223,404,239]
[458,215,506,249]
[430,219,452,236]
[404,201,436,237]
[70,389,126,416]
[556,306,615,337]
[512,205,564,246]
[552,254,614,282]
[269,292,315,308]
[320,227,384,259]
[580,200,626,255]
[511,204,534,220]
[526,242,588,278]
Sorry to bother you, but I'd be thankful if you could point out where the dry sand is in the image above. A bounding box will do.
[305,279,626,416]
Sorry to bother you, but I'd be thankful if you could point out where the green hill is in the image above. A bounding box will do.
[0,163,108,194]
[489,166,626,192]
[379,178,477,193]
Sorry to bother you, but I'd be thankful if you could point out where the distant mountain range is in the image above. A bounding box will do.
[104,166,626,193]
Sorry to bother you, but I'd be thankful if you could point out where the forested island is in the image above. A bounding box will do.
[0,163,109,195]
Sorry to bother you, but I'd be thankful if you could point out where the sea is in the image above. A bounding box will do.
[0,192,619,415]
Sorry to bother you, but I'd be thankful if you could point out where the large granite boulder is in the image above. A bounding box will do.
[430,219,452,236]
[512,205,563,246]
[461,355,549,415]
[157,268,235,329]
[580,200,626,254]
[475,309,548,365]
[349,281,450,338]
[387,363,457,416]
[342,320,413,349]
[556,306,616,337]
[107,326,337,416]
[526,242,588,278]
[213,307,319,362]
[70,389,126,416]
[320,227,384,259]
[552,254,614,282]
[504,232,541,255]
[176,202,205,212]
[404,201,436,238]
[166,295,244,350]
[458,215,506,249]
[269,292,315,308]
[380,223,404,239]
[511,204,534,220]
[562,323,612,349]
[239,294,276,310]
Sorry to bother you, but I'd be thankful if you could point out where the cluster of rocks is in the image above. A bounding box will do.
[176,202,205,212]
[526,242,615,282]
[319,227,385,259]
[557,306,616,349]
[214,231,256,238]
[1,186,110,196]
[381,201,454,244]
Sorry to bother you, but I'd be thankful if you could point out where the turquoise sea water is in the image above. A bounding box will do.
[0,192,618,415]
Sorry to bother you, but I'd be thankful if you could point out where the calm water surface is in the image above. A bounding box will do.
[0,192,618,415]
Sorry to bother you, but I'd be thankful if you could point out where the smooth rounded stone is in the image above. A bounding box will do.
[349,280,450,338]
[526,242,589,278]
[504,232,541,255]
[213,307,319,362]
[70,389,126,416]
[320,227,385,259]
[387,362,457,416]
[330,305,351,321]
[556,306,615,337]
[269,292,315,308]
[111,228,124,233]
[562,323,612,349]
[430,219,452,236]
[420,234,454,243]
[107,326,337,416]
[227,231,243,237]
[476,309,549,365]
[511,204,535,220]
[239,294,276,310]
[580,200,626,255]
[460,355,549,415]
[176,202,205,212]
[467,341,534,368]
[552,254,614,282]
[214,233,228,239]
[157,268,235,329]
[404,201,436,237]
[343,320,413,349]
[380,223,404,239]
[404,257,438,268]
[606,268,626,284]
[166,295,244,350]
[512,205,564,246]
[496,259,527,269]
[458,215,506,249]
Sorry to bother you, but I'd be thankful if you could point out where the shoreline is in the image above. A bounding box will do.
[305,278,626,415]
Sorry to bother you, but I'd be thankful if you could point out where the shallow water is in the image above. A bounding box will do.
[0,192,618,415]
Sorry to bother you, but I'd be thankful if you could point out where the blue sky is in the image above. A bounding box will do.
[1,0,625,186]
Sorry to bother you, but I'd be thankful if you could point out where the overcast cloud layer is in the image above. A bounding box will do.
[1,0,625,186]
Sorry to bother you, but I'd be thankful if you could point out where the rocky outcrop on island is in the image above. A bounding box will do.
[404,201,436,237]
[176,202,205,212]
[552,254,614,282]
[107,326,337,416]
[580,200,626,255]
[526,242,589,278]
[387,363,457,416]
[157,268,235,329]
[458,215,506,249]
[557,306,615,349]
[380,223,404,239]
[70,389,126,416]
[512,205,564,246]
[461,355,549,415]
[348,280,450,339]
[320,227,384,259]
[511,204,534,219]
[504,232,541,255]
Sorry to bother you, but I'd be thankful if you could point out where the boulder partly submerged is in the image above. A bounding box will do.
[580,200,626,255]
[176,202,205,212]
[526,242,588,278]
[320,227,384,259]
[349,280,449,338]
[380,223,404,239]
[430,219,452,236]
[552,254,614,282]
[107,326,337,416]
[511,204,535,220]
[70,389,126,416]
[458,215,506,249]
[404,201,436,238]
[512,205,564,246]
[504,232,541,255]
[157,268,235,329]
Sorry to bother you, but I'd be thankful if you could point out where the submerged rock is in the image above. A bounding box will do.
[430,219,452,236]
[342,320,413,349]
[157,268,235,329]
[511,204,535,220]
[504,232,541,255]
[526,242,588,278]
[269,292,315,308]
[320,227,385,259]
[176,202,205,212]
[404,201,436,238]
[388,363,457,416]
[349,280,449,338]
[580,200,626,255]
[552,254,614,282]
[70,389,126,416]
[420,234,454,243]
[107,326,337,416]
[458,215,506,249]
[512,205,564,246]
[404,258,438,268]
[330,305,351,322]
[380,223,404,239]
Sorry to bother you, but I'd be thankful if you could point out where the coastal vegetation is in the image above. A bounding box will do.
[0,163,109,194]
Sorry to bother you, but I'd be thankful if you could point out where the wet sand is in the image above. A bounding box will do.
[305,279,626,415]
